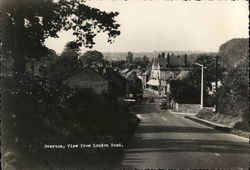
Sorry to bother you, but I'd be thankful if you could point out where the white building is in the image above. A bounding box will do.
[147,53,190,95]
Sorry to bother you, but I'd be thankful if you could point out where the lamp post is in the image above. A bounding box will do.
[195,63,204,109]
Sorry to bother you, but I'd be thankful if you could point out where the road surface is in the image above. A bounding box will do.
[117,91,249,169]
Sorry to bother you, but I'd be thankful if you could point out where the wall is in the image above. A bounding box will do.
[174,103,201,113]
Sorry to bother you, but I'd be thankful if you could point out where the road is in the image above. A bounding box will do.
[116,91,249,169]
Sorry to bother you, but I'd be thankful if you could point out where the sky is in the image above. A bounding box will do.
[45,0,249,54]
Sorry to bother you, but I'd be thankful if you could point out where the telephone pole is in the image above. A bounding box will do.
[215,56,220,113]
[195,63,204,109]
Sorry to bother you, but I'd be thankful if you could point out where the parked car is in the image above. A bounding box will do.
[159,95,172,109]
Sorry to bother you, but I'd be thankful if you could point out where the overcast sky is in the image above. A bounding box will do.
[45,0,249,53]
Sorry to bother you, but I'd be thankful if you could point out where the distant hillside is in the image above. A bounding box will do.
[219,38,249,68]
[102,51,216,64]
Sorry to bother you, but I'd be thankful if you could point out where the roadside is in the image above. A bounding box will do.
[142,89,249,139]
[121,92,249,169]
[168,109,249,139]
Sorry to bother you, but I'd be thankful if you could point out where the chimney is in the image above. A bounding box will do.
[162,52,165,58]
[167,53,170,66]
[184,54,187,67]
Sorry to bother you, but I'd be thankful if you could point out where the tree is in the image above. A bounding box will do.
[41,42,82,87]
[79,50,104,67]
[61,41,81,60]
[64,41,81,51]
[171,54,225,106]
[217,54,248,117]
[219,38,249,69]
[133,55,150,70]
[187,54,225,90]
[1,0,120,77]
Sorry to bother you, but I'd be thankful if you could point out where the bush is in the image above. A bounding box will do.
[196,108,214,119]
[1,75,60,153]
[40,54,82,88]
[57,87,139,142]
[2,73,139,155]
[170,80,200,104]
[234,120,250,131]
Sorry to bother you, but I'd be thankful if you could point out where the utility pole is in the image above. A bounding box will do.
[195,63,204,109]
[215,56,220,113]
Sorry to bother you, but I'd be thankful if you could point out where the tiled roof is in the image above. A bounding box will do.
[142,69,151,76]
[175,71,190,80]
[104,68,128,87]
[120,68,130,74]
[63,68,108,94]
[153,54,187,69]
[164,72,175,80]
[146,79,159,86]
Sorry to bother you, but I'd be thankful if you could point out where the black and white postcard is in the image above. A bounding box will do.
[1,0,249,169]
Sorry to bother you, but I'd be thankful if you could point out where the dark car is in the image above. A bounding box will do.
[159,95,172,109]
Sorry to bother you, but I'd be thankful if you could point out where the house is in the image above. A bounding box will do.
[123,70,143,98]
[136,70,144,80]
[175,71,190,81]
[62,68,110,95]
[142,69,151,89]
[147,53,190,95]
[94,67,129,98]
[120,68,130,77]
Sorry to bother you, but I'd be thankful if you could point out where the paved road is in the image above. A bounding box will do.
[117,91,249,169]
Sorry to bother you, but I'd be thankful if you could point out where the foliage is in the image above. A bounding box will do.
[217,56,248,118]
[170,80,200,104]
[187,54,225,90]
[41,53,82,88]
[2,74,139,154]
[110,60,127,70]
[38,41,82,87]
[1,76,60,153]
[64,41,81,51]
[1,55,14,76]
[171,54,224,105]
[133,55,150,70]
[219,38,249,69]
[79,50,104,67]
[1,0,120,74]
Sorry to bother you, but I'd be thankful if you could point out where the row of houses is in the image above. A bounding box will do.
[145,53,192,95]
[112,53,192,97]
[30,52,194,99]
[63,66,143,100]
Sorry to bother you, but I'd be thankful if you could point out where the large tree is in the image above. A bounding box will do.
[187,54,225,90]
[40,41,82,88]
[171,54,225,105]
[61,41,81,60]
[1,0,120,76]
[79,50,104,67]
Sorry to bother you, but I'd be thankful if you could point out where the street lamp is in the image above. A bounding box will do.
[195,63,204,110]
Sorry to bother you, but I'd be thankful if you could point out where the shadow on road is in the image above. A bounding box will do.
[136,125,221,134]
[132,105,159,114]
[126,137,249,154]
